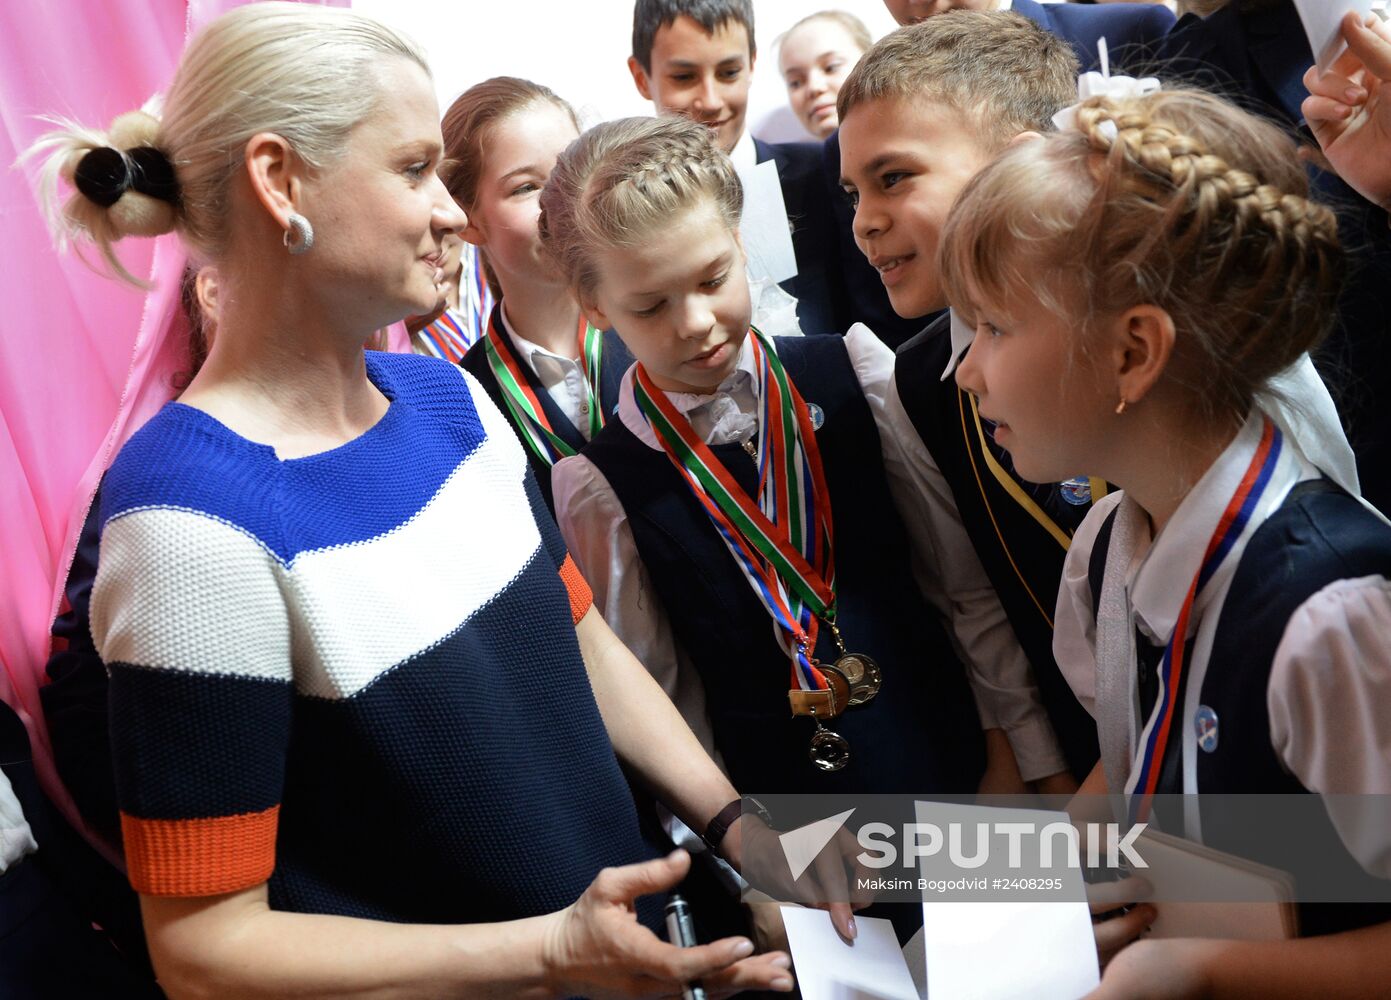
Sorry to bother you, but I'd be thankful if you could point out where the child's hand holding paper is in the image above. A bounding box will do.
[1300,10,1391,210]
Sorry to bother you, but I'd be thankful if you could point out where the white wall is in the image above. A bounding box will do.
[354,0,900,143]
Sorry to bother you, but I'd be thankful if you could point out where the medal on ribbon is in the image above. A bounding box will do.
[633,329,879,772]
[483,311,606,464]
[1128,419,1282,822]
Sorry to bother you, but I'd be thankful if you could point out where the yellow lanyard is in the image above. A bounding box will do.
[956,390,1107,628]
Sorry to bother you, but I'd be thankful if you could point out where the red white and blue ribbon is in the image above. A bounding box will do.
[632,329,836,693]
[1129,418,1283,822]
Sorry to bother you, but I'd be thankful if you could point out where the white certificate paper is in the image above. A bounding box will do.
[1293,0,1376,71]
[734,159,799,286]
[916,801,1100,1000]
[781,907,921,1000]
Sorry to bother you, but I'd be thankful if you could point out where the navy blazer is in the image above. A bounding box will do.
[1012,0,1174,72]
[753,136,847,336]
[1156,1,1311,123]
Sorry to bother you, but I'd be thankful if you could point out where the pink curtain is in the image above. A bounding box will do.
[1,0,348,854]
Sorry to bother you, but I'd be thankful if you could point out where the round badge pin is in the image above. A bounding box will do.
[1059,476,1092,506]
[1194,705,1219,753]
[807,403,825,430]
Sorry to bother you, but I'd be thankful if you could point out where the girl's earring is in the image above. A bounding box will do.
[1115,397,1128,416]
[283,212,314,255]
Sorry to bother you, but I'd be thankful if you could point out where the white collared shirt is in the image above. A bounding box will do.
[552,324,1067,780]
[498,302,598,442]
[1054,410,1391,873]
[729,129,757,174]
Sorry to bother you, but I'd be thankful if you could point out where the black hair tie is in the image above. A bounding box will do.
[74,145,180,208]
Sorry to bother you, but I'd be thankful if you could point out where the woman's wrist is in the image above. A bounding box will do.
[517,910,569,1000]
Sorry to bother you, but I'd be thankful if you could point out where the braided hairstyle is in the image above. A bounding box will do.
[939,88,1343,421]
[538,116,743,300]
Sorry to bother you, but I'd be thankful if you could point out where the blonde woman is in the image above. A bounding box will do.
[27,5,795,996]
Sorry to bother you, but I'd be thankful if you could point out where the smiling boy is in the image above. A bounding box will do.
[837,11,1097,783]
[628,0,846,336]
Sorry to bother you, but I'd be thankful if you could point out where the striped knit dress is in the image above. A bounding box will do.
[91,351,662,925]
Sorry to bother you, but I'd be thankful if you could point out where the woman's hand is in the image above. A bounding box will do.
[1302,12,1391,210]
[731,812,872,942]
[541,850,794,998]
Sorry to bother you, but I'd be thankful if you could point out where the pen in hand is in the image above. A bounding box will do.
[665,893,708,1000]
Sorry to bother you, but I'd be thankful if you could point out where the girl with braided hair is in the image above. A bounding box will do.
[545,116,997,820]
[943,87,1391,996]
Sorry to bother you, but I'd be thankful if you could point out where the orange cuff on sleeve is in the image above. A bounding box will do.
[121,805,279,896]
[559,553,594,625]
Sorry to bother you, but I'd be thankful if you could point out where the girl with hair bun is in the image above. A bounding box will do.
[26,4,793,995]
[942,87,1391,995]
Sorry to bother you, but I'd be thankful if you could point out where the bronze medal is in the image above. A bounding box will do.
[816,662,852,716]
[834,652,882,706]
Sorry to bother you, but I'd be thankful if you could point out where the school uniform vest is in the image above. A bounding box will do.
[582,335,985,795]
[462,303,632,513]
[1089,482,1391,935]
[896,316,1100,779]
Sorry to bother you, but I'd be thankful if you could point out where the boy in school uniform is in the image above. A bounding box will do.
[836,12,1100,783]
[818,0,1177,351]
[628,0,847,337]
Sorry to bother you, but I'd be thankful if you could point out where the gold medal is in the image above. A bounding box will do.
[822,620,881,706]
[835,652,881,706]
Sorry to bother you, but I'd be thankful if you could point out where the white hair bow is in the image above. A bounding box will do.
[1051,38,1161,141]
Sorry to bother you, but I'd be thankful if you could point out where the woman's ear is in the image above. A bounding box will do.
[244,132,304,230]
[1113,305,1176,408]
[195,267,220,326]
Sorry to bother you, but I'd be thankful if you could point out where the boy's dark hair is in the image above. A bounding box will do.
[631,0,756,72]
[837,11,1079,148]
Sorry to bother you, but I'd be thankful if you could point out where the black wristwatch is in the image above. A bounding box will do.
[701,796,773,855]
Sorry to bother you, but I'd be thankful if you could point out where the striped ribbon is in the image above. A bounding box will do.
[483,311,606,465]
[632,329,836,691]
[1129,418,1283,823]
[417,310,475,364]
[458,244,495,347]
